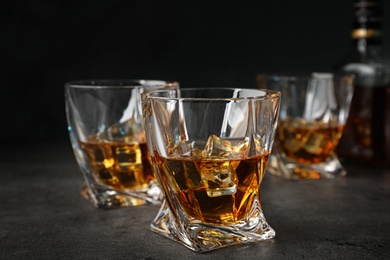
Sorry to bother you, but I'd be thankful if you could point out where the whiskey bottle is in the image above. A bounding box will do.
[336,0,390,167]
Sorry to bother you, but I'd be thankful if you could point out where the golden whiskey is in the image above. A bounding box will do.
[276,119,344,164]
[154,153,269,225]
[79,137,154,191]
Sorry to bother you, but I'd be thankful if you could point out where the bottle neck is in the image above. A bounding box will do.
[352,0,384,53]
[352,32,382,54]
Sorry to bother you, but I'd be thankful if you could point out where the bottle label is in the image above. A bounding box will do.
[352,29,381,39]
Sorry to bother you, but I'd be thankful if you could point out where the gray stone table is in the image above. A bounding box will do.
[1,143,389,259]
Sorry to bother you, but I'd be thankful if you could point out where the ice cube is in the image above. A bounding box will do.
[200,161,238,197]
[171,141,203,159]
[172,141,195,156]
[283,138,302,153]
[115,144,142,168]
[303,131,324,155]
[199,135,245,197]
[98,118,144,143]
[230,137,250,158]
[202,135,232,158]
[202,135,249,159]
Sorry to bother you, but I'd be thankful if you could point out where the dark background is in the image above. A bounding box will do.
[3,0,390,144]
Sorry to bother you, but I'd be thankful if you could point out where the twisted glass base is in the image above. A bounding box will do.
[268,153,347,180]
[151,200,275,253]
[81,182,162,209]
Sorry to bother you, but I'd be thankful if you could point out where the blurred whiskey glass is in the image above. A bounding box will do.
[258,73,354,180]
[65,80,179,208]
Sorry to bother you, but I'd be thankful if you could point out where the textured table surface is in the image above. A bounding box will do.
[1,143,389,259]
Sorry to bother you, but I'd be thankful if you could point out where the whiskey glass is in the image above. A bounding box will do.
[65,80,179,208]
[142,88,280,252]
[258,73,354,180]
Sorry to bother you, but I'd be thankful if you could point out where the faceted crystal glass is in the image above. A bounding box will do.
[142,88,280,252]
[258,73,354,180]
[65,80,179,208]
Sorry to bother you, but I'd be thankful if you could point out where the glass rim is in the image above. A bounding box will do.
[64,79,179,89]
[257,72,355,81]
[142,87,280,101]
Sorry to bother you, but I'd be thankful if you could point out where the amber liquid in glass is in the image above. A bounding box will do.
[79,137,154,191]
[276,119,344,164]
[154,153,269,225]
